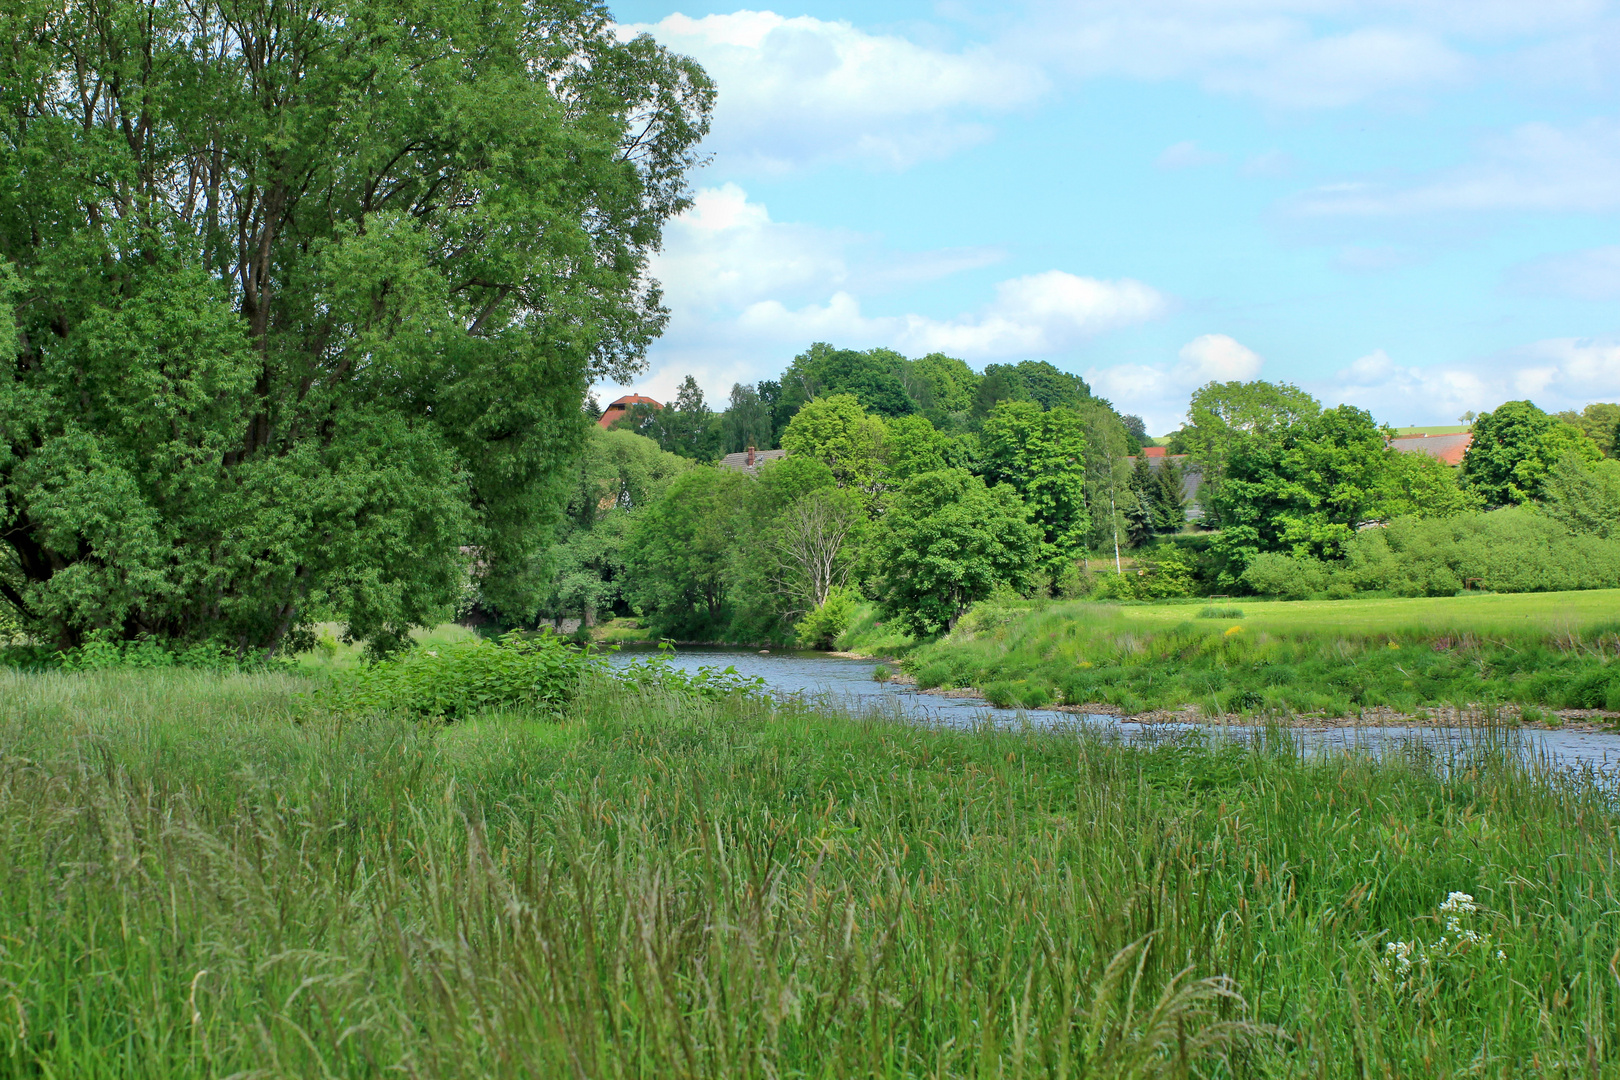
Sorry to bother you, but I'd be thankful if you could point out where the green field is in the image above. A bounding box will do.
[1389,424,1472,437]
[1116,589,1620,637]
[1,667,1618,1076]
[897,590,1620,717]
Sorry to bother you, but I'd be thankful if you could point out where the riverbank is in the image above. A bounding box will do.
[3,665,1619,1074]
[885,590,1620,719]
[898,673,1620,731]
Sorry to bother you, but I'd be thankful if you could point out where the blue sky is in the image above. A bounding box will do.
[607,0,1620,434]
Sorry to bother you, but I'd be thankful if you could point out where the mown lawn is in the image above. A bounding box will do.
[0,668,1617,1076]
[1118,589,1620,638]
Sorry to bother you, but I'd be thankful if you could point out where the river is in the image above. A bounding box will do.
[605,645,1620,774]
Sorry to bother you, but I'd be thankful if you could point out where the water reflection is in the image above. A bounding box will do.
[604,645,1620,773]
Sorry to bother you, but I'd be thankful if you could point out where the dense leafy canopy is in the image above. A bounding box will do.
[871,469,1039,634]
[1211,405,1457,567]
[1461,401,1601,505]
[0,0,711,652]
[979,402,1090,568]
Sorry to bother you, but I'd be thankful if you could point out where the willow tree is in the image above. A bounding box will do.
[0,0,711,652]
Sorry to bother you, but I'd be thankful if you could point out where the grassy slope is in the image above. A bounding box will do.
[900,590,1620,716]
[1118,590,1620,637]
[2,669,1619,1076]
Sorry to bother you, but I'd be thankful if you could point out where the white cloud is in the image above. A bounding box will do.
[1157,140,1227,169]
[1085,334,1265,433]
[624,11,1047,172]
[1506,245,1620,299]
[736,271,1168,357]
[624,186,1168,406]
[1315,340,1620,421]
[1020,1,1473,109]
[1296,119,1620,215]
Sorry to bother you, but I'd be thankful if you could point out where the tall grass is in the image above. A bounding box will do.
[904,599,1620,716]
[0,668,1617,1076]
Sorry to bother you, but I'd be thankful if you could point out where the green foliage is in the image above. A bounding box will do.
[1542,453,1620,539]
[1211,405,1462,577]
[0,0,712,652]
[613,376,722,462]
[972,360,1090,419]
[1170,380,1321,519]
[722,383,775,453]
[883,413,953,482]
[1556,401,1620,458]
[1461,400,1601,505]
[520,428,691,628]
[1242,552,1329,600]
[626,468,750,637]
[906,592,1620,715]
[795,587,856,649]
[979,402,1092,567]
[1336,509,1620,596]
[18,668,1620,1073]
[1,629,265,672]
[777,343,917,421]
[780,393,888,500]
[319,632,591,720]
[906,352,980,424]
[1094,543,1201,601]
[871,469,1039,635]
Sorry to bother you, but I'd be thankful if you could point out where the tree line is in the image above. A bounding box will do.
[533,363,1620,645]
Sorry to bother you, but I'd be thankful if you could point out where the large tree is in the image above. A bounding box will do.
[1170,380,1320,522]
[0,0,711,652]
[1462,401,1601,505]
[871,468,1038,635]
[978,401,1091,568]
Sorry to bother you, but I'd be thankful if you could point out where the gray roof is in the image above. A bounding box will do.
[718,448,786,474]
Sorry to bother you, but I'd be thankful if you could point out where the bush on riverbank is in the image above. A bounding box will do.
[901,597,1620,716]
[0,667,1617,1075]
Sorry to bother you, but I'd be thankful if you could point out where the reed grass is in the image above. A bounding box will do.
[0,668,1617,1076]
[903,597,1620,716]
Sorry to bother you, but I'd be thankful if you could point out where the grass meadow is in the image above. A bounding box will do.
[897,590,1620,717]
[1,667,1619,1076]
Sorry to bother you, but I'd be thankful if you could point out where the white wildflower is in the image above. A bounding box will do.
[1380,890,1507,993]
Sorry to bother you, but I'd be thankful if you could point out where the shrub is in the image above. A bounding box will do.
[914,661,952,690]
[796,588,857,650]
[1198,606,1244,619]
[984,681,1018,708]
[1562,667,1620,710]
[1241,553,1327,600]
[1019,682,1054,709]
[321,632,591,720]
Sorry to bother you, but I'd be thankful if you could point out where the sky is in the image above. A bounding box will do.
[604,0,1620,435]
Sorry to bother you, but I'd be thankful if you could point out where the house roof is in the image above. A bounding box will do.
[717,447,786,474]
[1388,431,1472,466]
[1142,446,1167,458]
[597,394,662,429]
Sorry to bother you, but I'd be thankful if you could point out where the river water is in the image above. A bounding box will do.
[605,645,1620,774]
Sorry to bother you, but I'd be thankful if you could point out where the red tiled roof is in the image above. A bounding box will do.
[1142,446,1167,458]
[598,394,662,429]
[1389,431,1472,466]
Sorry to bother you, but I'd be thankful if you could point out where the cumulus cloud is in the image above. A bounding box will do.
[623,11,1047,172]
[1295,119,1620,215]
[1315,340,1620,421]
[1085,334,1265,434]
[1505,245,1620,299]
[735,271,1168,357]
[621,186,1168,405]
